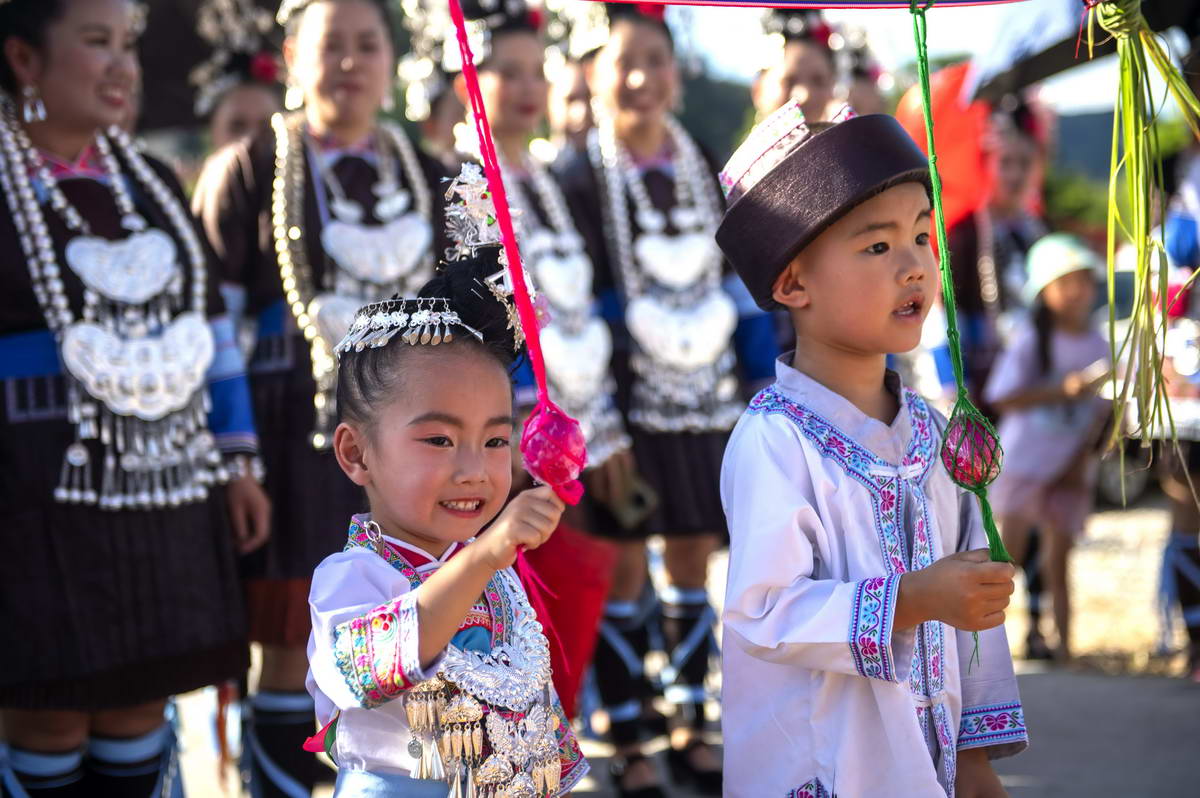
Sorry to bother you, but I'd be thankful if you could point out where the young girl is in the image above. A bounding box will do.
[192,1,449,790]
[986,233,1111,663]
[555,5,777,793]
[443,0,632,715]
[306,165,588,796]
[0,0,268,794]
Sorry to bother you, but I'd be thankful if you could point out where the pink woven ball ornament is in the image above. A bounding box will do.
[940,412,1003,490]
[521,404,587,505]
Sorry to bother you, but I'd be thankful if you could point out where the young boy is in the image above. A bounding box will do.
[715,102,1027,797]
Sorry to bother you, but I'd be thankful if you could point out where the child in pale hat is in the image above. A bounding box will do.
[984,232,1111,664]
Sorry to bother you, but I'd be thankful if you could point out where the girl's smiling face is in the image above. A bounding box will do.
[589,18,678,133]
[334,345,515,556]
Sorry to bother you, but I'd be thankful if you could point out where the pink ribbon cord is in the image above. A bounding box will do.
[448,0,586,505]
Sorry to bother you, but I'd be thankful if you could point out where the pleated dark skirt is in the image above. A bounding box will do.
[241,333,368,646]
[0,376,247,710]
[592,349,731,541]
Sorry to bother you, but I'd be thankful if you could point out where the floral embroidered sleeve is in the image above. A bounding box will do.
[954,492,1029,759]
[309,550,446,713]
[957,702,1027,754]
[848,574,905,682]
[722,415,916,683]
[331,590,444,709]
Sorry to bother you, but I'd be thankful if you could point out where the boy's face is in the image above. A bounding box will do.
[773,181,935,357]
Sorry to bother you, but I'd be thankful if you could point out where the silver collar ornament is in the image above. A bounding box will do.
[0,98,225,509]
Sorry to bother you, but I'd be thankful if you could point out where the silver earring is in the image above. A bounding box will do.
[21,86,47,124]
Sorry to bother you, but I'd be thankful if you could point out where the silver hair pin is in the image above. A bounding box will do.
[442,163,539,350]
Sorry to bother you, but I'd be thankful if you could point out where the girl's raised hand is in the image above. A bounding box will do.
[477,486,565,571]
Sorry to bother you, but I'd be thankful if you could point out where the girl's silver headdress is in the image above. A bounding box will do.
[334,297,481,356]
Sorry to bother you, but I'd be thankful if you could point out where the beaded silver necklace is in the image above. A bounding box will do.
[271,114,436,449]
[0,99,224,509]
[589,113,743,433]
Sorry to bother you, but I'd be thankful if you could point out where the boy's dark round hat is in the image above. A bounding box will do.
[716,104,930,311]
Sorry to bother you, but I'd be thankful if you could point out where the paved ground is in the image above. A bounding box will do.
[995,669,1198,797]
[175,490,1199,796]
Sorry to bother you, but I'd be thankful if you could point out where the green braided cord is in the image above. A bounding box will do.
[910,1,1012,566]
[971,484,1008,565]
[909,3,966,398]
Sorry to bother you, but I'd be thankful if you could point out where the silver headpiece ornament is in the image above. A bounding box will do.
[334,163,537,356]
[191,0,280,116]
[334,296,481,356]
[444,163,538,349]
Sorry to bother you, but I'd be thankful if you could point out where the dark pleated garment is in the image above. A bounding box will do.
[556,145,732,539]
[193,119,452,645]
[0,157,247,709]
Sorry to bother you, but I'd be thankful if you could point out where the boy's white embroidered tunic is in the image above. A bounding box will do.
[721,359,1027,798]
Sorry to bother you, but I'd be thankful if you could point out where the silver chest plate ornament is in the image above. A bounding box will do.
[0,106,227,511]
[60,312,214,421]
[633,230,722,291]
[320,213,433,287]
[591,114,745,433]
[540,318,612,405]
[271,114,437,450]
[529,250,593,315]
[626,291,736,373]
[402,570,566,798]
[65,228,181,306]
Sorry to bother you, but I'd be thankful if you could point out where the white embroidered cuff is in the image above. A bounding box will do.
[957,702,1029,759]
[848,574,912,683]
